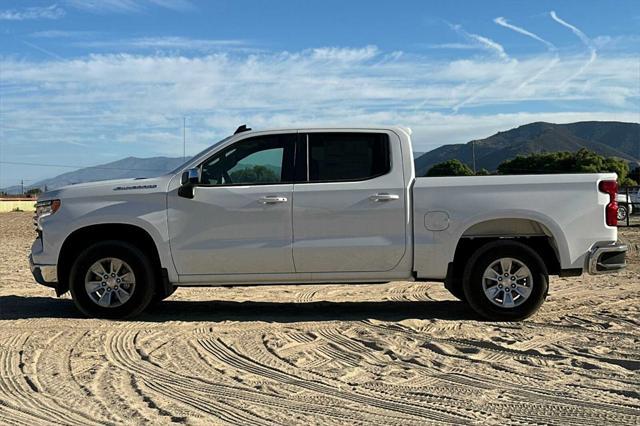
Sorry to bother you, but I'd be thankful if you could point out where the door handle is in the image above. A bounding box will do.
[258,196,288,204]
[369,193,400,202]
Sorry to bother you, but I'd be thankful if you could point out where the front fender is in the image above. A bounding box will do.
[37,192,177,283]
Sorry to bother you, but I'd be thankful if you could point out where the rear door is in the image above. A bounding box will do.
[292,130,407,272]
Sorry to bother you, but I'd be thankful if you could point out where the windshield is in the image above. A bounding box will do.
[168,135,233,175]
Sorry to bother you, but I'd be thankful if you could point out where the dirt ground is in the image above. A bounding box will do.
[0,212,638,425]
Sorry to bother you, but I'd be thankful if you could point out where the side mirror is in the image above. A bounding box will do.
[181,168,199,185]
[178,168,199,199]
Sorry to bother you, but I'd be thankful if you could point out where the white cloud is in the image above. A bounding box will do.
[424,43,483,50]
[75,36,248,52]
[30,30,97,38]
[147,0,194,12]
[494,17,556,50]
[450,24,511,62]
[0,46,637,160]
[446,24,516,112]
[64,0,193,13]
[592,35,640,51]
[550,11,597,87]
[0,4,65,20]
[493,16,558,92]
[21,40,65,60]
[310,46,380,62]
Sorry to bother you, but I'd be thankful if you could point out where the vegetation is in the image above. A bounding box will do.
[26,188,42,196]
[497,149,637,186]
[425,149,637,186]
[230,165,279,183]
[630,166,640,186]
[426,159,474,177]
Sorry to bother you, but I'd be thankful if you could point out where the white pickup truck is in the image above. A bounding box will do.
[30,126,627,320]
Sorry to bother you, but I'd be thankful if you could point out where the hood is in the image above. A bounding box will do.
[38,175,171,201]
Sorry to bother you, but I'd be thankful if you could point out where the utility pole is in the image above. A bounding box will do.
[183,116,186,161]
[21,179,24,196]
[471,140,477,174]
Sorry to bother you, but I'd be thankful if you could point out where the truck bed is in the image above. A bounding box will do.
[412,173,617,279]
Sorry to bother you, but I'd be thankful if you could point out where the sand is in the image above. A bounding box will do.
[1,211,638,425]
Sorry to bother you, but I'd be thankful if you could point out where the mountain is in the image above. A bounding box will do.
[414,121,640,177]
[2,156,185,194]
[3,121,638,193]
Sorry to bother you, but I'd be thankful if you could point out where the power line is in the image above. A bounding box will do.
[0,160,169,172]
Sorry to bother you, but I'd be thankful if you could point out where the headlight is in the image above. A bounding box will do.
[34,199,61,231]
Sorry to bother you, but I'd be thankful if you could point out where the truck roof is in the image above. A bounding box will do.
[233,126,412,137]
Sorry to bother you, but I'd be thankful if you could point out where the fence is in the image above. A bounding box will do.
[619,186,639,227]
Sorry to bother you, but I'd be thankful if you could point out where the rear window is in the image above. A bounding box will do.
[308,132,390,182]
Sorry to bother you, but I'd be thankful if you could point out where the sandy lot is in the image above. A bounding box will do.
[0,212,638,425]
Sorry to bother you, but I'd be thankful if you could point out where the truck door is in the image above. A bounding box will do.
[292,131,407,272]
[167,132,296,276]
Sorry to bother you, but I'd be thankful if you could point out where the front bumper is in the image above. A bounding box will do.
[29,254,58,288]
[587,243,628,275]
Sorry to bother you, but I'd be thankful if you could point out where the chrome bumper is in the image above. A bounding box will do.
[587,243,628,275]
[29,254,58,287]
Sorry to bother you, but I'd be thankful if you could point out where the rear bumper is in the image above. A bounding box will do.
[29,254,58,288]
[587,243,628,275]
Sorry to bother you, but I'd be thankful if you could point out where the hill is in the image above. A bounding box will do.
[4,151,428,194]
[2,156,185,193]
[415,121,640,176]
[3,122,638,193]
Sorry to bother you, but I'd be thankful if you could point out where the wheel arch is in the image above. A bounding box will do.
[57,223,164,295]
[445,216,565,297]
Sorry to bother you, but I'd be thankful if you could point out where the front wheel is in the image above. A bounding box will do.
[69,241,156,319]
[463,241,548,321]
[151,285,177,304]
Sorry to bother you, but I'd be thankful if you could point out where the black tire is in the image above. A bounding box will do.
[69,240,156,319]
[462,240,548,321]
[151,285,177,304]
[446,280,467,302]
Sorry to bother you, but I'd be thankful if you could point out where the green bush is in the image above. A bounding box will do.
[426,159,474,177]
[497,148,636,185]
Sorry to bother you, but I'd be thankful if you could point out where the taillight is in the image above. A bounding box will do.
[598,180,618,226]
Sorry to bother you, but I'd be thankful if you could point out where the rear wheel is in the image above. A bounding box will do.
[446,281,467,302]
[69,241,156,319]
[463,241,548,321]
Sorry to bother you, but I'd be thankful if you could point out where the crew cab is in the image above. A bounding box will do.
[30,126,628,320]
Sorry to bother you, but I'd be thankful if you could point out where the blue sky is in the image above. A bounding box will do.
[1,0,639,187]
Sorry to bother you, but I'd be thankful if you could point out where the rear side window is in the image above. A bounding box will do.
[307,132,390,182]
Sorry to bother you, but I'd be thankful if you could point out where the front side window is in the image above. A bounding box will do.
[307,132,390,182]
[200,134,294,185]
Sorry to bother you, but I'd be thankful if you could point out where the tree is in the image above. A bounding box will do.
[476,168,490,176]
[497,149,634,185]
[229,165,279,183]
[426,159,474,177]
[26,188,42,197]
[629,166,640,185]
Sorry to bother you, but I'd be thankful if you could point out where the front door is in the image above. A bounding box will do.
[168,132,296,276]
